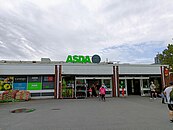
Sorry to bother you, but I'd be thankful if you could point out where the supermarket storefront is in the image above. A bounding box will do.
[60,64,115,99]
[0,62,166,99]
[62,76,113,99]
[60,64,163,99]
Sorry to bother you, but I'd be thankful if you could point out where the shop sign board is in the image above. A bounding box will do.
[14,76,27,83]
[28,76,41,82]
[66,54,101,63]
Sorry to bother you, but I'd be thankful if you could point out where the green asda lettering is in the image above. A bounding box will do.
[66,55,91,63]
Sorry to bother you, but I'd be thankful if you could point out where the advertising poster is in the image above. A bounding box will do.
[43,76,54,82]
[27,83,42,90]
[27,76,42,90]
[0,76,14,91]
[13,83,27,90]
[42,82,54,89]
[42,76,54,89]
[13,76,27,90]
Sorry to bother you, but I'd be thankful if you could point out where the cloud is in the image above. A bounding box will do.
[0,0,172,63]
[100,41,166,63]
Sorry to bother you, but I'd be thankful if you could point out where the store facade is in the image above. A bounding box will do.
[60,64,115,99]
[0,64,55,99]
[118,64,163,97]
[0,62,167,99]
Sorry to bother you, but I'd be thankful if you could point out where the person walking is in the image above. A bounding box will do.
[101,83,107,89]
[150,81,157,99]
[164,81,173,123]
[161,86,167,104]
[99,85,106,101]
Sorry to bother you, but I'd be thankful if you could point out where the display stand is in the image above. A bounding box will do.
[75,79,87,99]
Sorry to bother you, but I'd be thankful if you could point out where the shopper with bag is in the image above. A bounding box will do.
[164,81,173,123]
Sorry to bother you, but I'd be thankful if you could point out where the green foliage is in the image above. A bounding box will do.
[62,79,66,89]
[159,44,173,66]
[119,80,125,88]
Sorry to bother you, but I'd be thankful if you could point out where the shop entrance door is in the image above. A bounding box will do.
[126,79,140,95]
[133,79,140,95]
[127,79,132,95]
[126,77,149,96]
[140,79,150,96]
[86,79,101,97]
[75,77,112,98]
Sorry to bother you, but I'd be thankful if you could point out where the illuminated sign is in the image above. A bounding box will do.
[66,55,101,63]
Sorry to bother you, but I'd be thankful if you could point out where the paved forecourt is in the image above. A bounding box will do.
[0,96,172,130]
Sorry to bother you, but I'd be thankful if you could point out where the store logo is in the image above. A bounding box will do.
[66,55,101,63]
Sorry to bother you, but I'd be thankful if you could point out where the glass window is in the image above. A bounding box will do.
[42,76,55,90]
[143,79,149,88]
[103,79,111,88]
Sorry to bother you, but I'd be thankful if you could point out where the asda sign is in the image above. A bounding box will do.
[66,55,101,63]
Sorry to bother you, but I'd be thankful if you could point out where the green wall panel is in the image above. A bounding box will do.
[28,82,42,90]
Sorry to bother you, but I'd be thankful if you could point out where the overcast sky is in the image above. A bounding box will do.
[0,0,173,64]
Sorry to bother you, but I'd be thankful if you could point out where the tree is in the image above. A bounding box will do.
[159,44,173,67]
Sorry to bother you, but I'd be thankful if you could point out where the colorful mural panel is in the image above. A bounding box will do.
[0,76,14,91]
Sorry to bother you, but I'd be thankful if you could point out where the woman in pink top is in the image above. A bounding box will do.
[99,85,106,101]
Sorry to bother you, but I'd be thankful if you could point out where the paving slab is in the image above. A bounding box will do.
[0,96,172,130]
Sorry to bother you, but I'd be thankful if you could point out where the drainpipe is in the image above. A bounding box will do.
[160,66,165,89]
[59,65,62,99]
[116,66,120,97]
[54,65,58,99]
[112,66,116,97]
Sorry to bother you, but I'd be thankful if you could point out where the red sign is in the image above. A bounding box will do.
[164,68,169,77]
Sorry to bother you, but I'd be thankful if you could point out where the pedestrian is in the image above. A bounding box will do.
[150,81,157,99]
[95,82,100,97]
[161,86,167,104]
[88,87,92,97]
[91,84,97,97]
[101,83,107,89]
[164,81,173,123]
[99,84,106,101]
